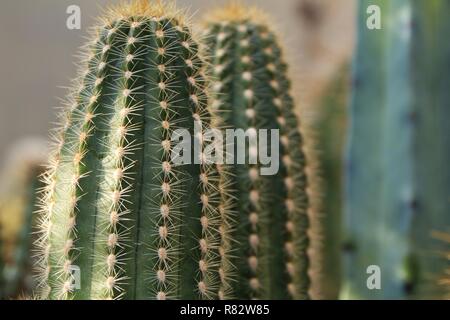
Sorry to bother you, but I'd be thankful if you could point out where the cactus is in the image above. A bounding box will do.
[35,1,232,300]
[203,4,312,300]
[0,139,47,299]
[314,65,350,299]
[344,0,450,299]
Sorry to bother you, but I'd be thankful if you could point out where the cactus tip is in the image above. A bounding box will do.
[100,0,184,26]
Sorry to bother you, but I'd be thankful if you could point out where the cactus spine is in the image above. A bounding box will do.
[344,0,450,299]
[36,1,231,300]
[204,5,311,300]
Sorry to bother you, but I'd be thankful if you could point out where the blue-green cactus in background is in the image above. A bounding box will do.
[344,0,450,299]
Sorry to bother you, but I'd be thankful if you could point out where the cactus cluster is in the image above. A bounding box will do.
[203,5,312,300]
[35,1,234,300]
[344,0,450,299]
[4,0,450,302]
[22,1,316,300]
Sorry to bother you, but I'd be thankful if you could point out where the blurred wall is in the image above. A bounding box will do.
[0,0,355,167]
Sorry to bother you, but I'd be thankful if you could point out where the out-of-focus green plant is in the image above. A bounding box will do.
[0,138,47,299]
[313,65,349,299]
[344,0,450,299]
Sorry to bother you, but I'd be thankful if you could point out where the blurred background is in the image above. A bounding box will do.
[0,0,355,167]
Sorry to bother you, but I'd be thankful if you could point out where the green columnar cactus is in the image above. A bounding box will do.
[4,170,42,299]
[203,5,312,300]
[344,0,450,299]
[314,65,349,299]
[0,139,47,299]
[35,1,231,300]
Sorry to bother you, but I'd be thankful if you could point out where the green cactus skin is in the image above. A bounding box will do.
[35,2,231,300]
[204,6,311,300]
[314,65,349,299]
[344,0,450,299]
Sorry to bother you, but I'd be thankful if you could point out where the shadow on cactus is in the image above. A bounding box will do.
[313,64,350,300]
